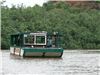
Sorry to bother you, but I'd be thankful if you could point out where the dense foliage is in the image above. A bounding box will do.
[1,1,100,49]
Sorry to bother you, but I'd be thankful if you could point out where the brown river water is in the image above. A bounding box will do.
[0,50,100,75]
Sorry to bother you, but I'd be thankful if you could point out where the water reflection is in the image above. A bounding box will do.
[2,50,100,75]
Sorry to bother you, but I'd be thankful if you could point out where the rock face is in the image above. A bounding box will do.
[50,1,100,9]
[67,1,100,9]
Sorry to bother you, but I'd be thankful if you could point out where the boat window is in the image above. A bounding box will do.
[36,36,45,44]
[24,35,34,45]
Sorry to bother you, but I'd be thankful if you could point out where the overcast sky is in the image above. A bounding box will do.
[3,0,48,7]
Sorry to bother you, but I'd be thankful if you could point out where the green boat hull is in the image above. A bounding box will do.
[10,47,63,57]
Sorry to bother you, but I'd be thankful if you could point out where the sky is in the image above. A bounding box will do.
[2,0,97,8]
[3,0,49,8]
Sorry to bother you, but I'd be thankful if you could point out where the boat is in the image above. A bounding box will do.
[10,31,64,57]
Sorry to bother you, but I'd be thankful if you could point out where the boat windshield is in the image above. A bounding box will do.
[24,34,46,45]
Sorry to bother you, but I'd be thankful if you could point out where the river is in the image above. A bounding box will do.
[1,50,100,75]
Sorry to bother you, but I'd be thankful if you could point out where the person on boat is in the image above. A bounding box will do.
[47,38,52,47]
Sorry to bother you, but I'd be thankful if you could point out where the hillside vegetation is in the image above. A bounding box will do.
[1,1,100,49]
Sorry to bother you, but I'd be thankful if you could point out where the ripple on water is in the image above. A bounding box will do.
[1,50,100,75]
